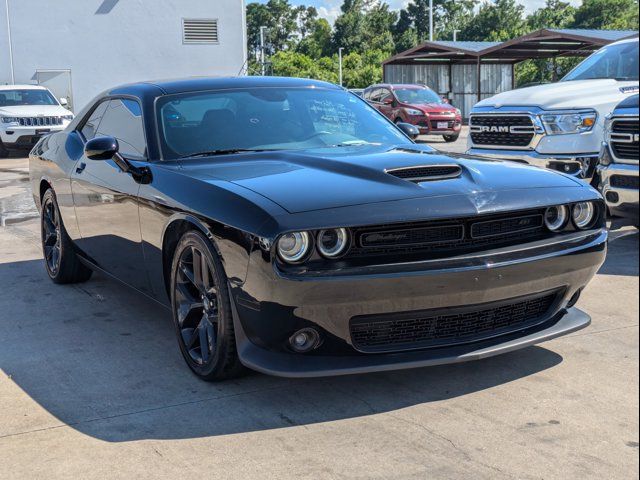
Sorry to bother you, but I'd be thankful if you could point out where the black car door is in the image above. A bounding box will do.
[70,98,152,295]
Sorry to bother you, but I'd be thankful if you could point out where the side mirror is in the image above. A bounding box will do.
[59,97,69,106]
[396,122,420,140]
[85,136,119,160]
[441,97,450,104]
[383,97,394,105]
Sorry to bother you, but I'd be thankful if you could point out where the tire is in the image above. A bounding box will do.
[443,134,460,143]
[170,230,244,381]
[0,141,9,158]
[394,118,403,124]
[40,189,93,284]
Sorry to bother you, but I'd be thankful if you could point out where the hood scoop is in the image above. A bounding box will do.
[385,164,462,183]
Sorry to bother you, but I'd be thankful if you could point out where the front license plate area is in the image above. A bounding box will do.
[437,122,449,130]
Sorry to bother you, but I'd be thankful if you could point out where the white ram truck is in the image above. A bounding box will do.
[467,37,639,182]
[0,85,74,157]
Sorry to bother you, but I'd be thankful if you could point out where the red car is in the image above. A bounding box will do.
[363,84,462,142]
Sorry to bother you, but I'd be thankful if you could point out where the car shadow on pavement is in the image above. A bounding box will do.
[598,227,639,277]
[0,258,564,443]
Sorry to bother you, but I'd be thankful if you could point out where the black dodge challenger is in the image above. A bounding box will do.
[29,77,607,380]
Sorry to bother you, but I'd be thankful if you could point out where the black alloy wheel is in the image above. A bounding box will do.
[42,195,62,276]
[171,231,243,381]
[40,189,92,284]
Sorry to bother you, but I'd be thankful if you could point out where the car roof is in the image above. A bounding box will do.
[366,84,429,90]
[0,84,48,91]
[108,76,343,97]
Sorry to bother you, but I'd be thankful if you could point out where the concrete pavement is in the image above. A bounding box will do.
[0,146,638,479]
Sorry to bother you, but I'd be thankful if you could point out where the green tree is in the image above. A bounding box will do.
[572,0,639,30]
[461,0,526,41]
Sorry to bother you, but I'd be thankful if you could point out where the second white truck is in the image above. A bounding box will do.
[467,37,639,182]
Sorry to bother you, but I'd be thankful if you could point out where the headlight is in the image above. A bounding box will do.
[455,108,461,116]
[540,111,597,135]
[1,116,19,125]
[317,228,349,258]
[544,205,569,231]
[277,231,311,263]
[62,114,74,121]
[572,202,596,229]
[405,108,423,116]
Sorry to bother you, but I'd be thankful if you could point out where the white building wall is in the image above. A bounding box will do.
[1,0,246,112]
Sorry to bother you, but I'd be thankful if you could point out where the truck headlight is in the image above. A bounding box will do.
[405,108,424,116]
[62,114,74,121]
[540,111,597,135]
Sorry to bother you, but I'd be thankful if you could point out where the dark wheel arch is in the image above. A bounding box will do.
[162,215,221,299]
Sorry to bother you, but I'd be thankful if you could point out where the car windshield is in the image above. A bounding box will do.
[0,89,58,107]
[562,41,639,82]
[156,87,411,159]
[394,88,442,104]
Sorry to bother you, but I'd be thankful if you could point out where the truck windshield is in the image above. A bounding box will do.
[157,87,412,159]
[394,88,442,104]
[562,41,639,82]
[0,89,58,107]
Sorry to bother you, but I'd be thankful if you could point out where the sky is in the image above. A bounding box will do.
[248,0,583,24]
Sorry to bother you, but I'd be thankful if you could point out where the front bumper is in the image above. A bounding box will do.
[598,162,639,221]
[466,148,599,181]
[232,229,607,377]
[414,117,462,135]
[1,127,64,149]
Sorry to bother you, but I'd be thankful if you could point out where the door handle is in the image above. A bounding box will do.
[76,162,86,174]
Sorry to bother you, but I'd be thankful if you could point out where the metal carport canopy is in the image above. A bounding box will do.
[383,29,639,66]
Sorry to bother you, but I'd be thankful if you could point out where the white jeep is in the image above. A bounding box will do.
[0,85,74,157]
[467,37,639,181]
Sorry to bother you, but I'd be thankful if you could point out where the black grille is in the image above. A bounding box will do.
[350,290,560,353]
[611,119,639,161]
[17,117,63,127]
[612,119,639,133]
[360,225,464,248]
[470,115,534,147]
[349,209,548,259]
[471,214,543,239]
[611,175,639,189]
[386,165,462,182]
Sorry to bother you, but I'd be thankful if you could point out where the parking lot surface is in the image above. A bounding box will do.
[1,138,638,479]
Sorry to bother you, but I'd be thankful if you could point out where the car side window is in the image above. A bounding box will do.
[80,101,109,140]
[95,99,147,159]
[369,88,382,103]
[379,89,392,104]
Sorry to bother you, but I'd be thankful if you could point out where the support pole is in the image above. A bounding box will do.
[338,47,344,86]
[429,0,434,42]
[5,0,15,84]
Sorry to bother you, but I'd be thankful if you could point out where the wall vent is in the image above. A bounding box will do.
[183,19,219,44]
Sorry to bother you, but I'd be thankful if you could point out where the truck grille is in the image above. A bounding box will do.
[17,117,64,127]
[610,119,639,162]
[350,290,560,353]
[470,115,535,147]
[610,175,639,189]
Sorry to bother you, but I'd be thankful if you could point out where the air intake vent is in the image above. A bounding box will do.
[183,19,219,44]
[386,164,462,182]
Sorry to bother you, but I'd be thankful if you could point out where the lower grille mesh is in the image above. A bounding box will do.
[350,290,559,353]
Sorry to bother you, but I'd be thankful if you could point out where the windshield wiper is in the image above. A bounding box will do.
[178,148,277,159]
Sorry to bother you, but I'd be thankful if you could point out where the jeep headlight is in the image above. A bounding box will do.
[1,116,19,125]
[62,114,74,121]
[540,111,597,135]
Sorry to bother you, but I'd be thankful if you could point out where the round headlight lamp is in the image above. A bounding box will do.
[277,231,311,263]
[572,202,596,229]
[317,228,349,258]
[544,205,569,231]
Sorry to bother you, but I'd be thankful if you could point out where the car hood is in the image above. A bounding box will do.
[0,105,70,117]
[177,145,583,214]
[411,103,457,113]
[475,79,639,110]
